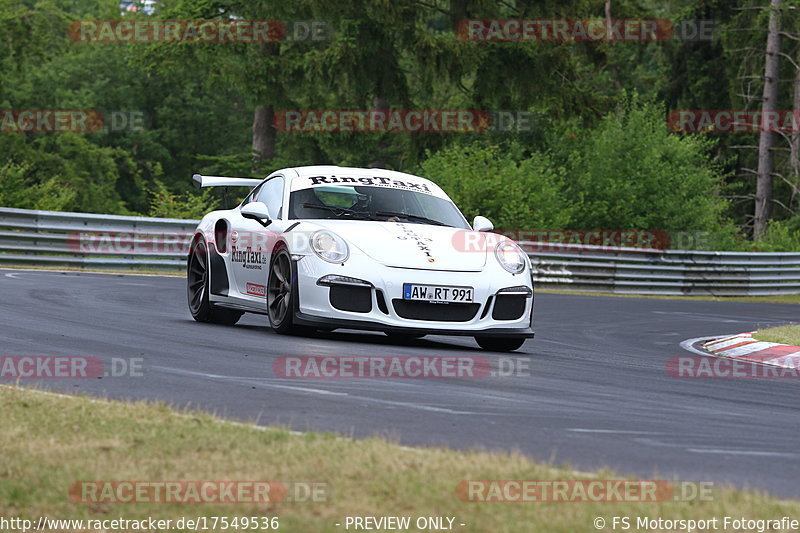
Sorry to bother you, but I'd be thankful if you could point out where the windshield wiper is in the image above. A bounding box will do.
[372,211,449,226]
[301,203,371,219]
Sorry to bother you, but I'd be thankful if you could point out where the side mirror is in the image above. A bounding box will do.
[241,202,272,227]
[473,215,494,232]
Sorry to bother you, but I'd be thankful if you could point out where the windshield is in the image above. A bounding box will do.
[288,185,470,229]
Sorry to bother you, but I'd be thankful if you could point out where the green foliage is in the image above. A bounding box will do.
[147,180,219,219]
[1,0,798,251]
[562,96,730,235]
[750,219,800,252]
[0,132,132,214]
[419,97,741,250]
[419,142,573,230]
[0,163,77,211]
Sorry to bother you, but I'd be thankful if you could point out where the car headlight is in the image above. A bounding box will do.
[310,230,349,263]
[495,240,526,274]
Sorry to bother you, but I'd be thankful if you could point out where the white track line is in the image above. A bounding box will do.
[154,365,480,415]
[679,336,730,356]
[0,267,179,278]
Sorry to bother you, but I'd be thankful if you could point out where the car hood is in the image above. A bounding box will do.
[306,220,488,271]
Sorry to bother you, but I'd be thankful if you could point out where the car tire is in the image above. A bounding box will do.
[187,237,243,326]
[475,336,526,352]
[267,248,297,334]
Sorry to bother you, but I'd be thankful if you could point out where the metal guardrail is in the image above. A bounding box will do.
[519,241,800,296]
[0,207,197,270]
[0,207,798,296]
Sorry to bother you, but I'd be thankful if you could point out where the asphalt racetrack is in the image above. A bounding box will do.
[2,269,799,496]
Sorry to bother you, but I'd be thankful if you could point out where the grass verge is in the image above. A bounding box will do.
[753,325,800,346]
[0,265,182,277]
[1,386,798,532]
[538,289,800,304]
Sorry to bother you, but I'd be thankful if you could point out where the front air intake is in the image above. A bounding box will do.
[392,300,479,322]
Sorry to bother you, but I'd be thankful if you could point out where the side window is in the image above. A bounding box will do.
[257,176,285,219]
[244,184,263,205]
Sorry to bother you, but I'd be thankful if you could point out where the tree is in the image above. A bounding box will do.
[754,0,782,239]
[562,96,730,239]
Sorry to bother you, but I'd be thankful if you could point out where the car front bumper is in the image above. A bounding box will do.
[292,254,535,338]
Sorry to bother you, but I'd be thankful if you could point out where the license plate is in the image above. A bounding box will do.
[402,283,473,303]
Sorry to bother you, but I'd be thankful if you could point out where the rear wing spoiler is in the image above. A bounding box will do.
[192,173,263,188]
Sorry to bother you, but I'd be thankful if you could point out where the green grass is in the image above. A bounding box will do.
[0,265,182,277]
[753,325,800,345]
[538,289,800,304]
[1,386,798,532]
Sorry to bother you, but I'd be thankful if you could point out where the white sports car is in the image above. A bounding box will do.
[187,166,534,351]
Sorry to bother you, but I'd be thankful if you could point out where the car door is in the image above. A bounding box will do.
[229,175,286,302]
